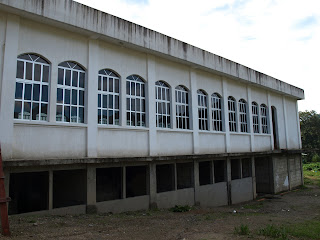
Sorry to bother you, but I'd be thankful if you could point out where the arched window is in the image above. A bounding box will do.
[211,93,223,131]
[175,85,189,129]
[252,102,259,133]
[126,75,146,127]
[260,104,268,134]
[14,54,50,121]
[197,90,208,130]
[56,61,85,123]
[238,99,248,133]
[228,96,237,132]
[155,81,170,128]
[98,69,120,125]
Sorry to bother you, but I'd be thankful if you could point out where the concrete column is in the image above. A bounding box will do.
[282,96,289,149]
[0,15,20,159]
[193,161,200,205]
[251,157,257,199]
[86,39,99,157]
[48,170,53,210]
[226,158,232,205]
[222,78,230,152]
[211,160,215,184]
[190,69,199,154]
[122,167,126,198]
[149,163,157,209]
[86,166,97,213]
[174,163,177,190]
[287,158,292,191]
[247,86,254,152]
[295,102,302,149]
[4,170,10,209]
[267,92,274,150]
[300,155,304,185]
[147,55,157,156]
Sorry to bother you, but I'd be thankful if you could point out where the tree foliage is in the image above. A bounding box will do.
[299,110,320,162]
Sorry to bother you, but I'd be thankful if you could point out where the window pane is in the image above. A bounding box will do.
[109,79,113,92]
[23,102,31,119]
[56,105,63,121]
[115,78,119,93]
[42,85,48,102]
[33,84,40,101]
[136,83,140,96]
[43,65,49,82]
[34,64,41,81]
[71,107,77,122]
[98,109,101,124]
[24,84,32,100]
[79,90,84,106]
[64,106,70,122]
[26,62,32,80]
[98,94,101,108]
[58,68,64,85]
[79,73,85,88]
[64,89,70,104]
[103,77,108,91]
[126,81,130,95]
[108,110,113,125]
[32,102,39,120]
[109,95,113,109]
[14,101,22,119]
[102,110,108,124]
[98,76,102,90]
[115,96,119,109]
[15,82,23,99]
[65,70,71,86]
[103,95,108,108]
[16,61,24,79]
[41,104,48,121]
[57,88,63,103]
[72,89,77,105]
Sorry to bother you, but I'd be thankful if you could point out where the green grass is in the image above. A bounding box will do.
[243,202,264,210]
[234,224,250,235]
[169,205,192,212]
[258,224,288,240]
[303,163,320,187]
[287,219,320,239]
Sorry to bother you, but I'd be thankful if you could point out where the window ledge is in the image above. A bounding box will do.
[14,120,88,129]
[98,125,149,132]
[157,128,193,134]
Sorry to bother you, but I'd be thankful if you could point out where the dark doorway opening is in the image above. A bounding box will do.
[9,171,49,215]
[255,157,274,194]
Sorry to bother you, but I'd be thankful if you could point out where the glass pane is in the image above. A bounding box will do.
[142,114,146,126]
[109,110,113,125]
[32,102,39,120]
[40,104,48,121]
[24,84,32,100]
[142,99,145,112]
[115,111,120,125]
[115,95,119,109]
[71,107,77,122]
[57,88,63,103]
[126,98,130,111]
[72,89,77,105]
[98,94,101,108]
[115,79,119,93]
[33,84,40,101]
[23,102,31,119]
[58,68,64,85]
[64,106,70,122]
[42,85,48,102]
[64,89,70,104]
[131,99,135,111]
[102,110,108,124]
[136,83,140,96]
[43,65,49,82]
[79,72,85,88]
[109,78,113,92]
[26,62,32,80]
[79,90,84,106]
[72,71,78,87]
[15,82,23,99]
[98,76,101,91]
[79,107,84,123]
[103,95,108,108]
[16,61,24,79]
[136,99,140,111]
[141,84,145,97]
[65,70,71,86]
[126,81,130,95]
[14,101,22,119]
[109,95,113,109]
[34,64,41,81]
[127,112,131,125]
[98,109,101,124]
[56,105,63,121]
[131,112,136,126]
[103,77,108,91]
[131,82,135,95]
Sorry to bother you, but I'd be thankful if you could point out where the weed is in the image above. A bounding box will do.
[243,202,263,209]
[169,205,192,212]
[287,219,320,239]
[234,224,250,235]
[258,224,288,239]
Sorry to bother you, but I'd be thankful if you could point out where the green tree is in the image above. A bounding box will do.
[299,110,320,162]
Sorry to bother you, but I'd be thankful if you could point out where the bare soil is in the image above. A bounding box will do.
[1,186,319,240]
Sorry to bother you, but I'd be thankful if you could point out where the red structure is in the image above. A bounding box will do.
[0,144,10,236]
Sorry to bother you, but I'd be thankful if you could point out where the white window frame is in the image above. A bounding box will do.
[175,85,190,129]
[98,69,120,125]
[126,75,146,127]
[197,89,208,130]
[239,99,248,133]
[155,81,171,128]
[261,104,269,134]
[228,96,237,132]
[56,61,85,123]
[14,54,50,121]
[252,102,259,133]
[211,93,223,131]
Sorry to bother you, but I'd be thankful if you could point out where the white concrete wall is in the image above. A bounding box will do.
[196,182,228,207]
[231,177,253,204]
[0,12,302,161]
[157,188,194,209]
[273,156,290,193]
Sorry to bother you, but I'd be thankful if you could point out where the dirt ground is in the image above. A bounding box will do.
[1,186,319,240]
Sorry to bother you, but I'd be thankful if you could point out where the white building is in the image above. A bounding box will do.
[0,0,304,215]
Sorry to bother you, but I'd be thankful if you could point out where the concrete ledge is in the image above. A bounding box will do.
[0,0,304,99]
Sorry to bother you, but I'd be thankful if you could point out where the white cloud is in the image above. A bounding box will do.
[75,0,320,112]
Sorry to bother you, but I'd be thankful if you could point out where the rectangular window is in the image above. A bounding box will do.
[155,82,171,128]
[156,164,175,193]
[214,160,226,183]
[126,166,147,198]
[175,86,190,129]
[199,161,212,186]
[198,90,208,130]
[252,103,259,133]
[177,162,194,189]
[96,167,122,202]
[231,159,241,180]
[242,158,252,178]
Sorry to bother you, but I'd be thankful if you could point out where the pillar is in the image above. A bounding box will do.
[190,69,199,154]
[149,163,157,209]
[251,157,256,199]
[194,161,200,205]
[222,78,230,152]
[226,158,232,205]
[86,166,97,213]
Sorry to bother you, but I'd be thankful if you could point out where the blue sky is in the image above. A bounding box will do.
[75,0,320,112]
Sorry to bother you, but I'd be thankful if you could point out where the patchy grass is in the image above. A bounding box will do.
[234,224,250,235]
[243,202,264,210]
[287,219,320,239]
[258,224,288,239]
[169,205,192,213]
[303,163,320,187]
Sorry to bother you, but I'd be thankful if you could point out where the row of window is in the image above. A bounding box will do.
[14,53,270,134]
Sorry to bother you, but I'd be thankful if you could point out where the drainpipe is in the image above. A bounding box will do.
[0,144,10,236]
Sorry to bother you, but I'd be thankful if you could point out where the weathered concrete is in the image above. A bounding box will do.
[157,188,194,209]
[231,178,253,204]
[196,182,228,207]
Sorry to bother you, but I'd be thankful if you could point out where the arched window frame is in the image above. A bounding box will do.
[126,75,146,127]
[211,93,223,131]
[175,85,190,129]
[260,104,269,134]
[56,61,86,123]
[155,81,171,128]
[197,89,208,131]
[98,69,120,125]
[228,96,237,132]
[252,102,259,133]
[14,53,50,121]
[238,99,248,133]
